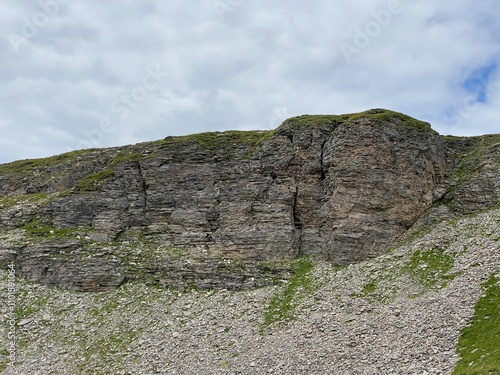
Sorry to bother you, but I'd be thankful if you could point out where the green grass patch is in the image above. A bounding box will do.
[356,279,379,298]
[0,150,89,176]
[403,247,458,291]
[22,216,83,238]
[14,290,49,320]
[346,109,436,133]
[0,192,49,209]
[348,261,401,303]
[111,151,143,165]
[280,114,349,129]
[74,169,115,192]
[433,196,456,211]
[0,357,8,372]
[261,257,316,330]
[279,109,436,135]
[161,245,187,259]
[0,358,8,371]
[453,274,500,375]
[89,299,119,318]
[396,222,437,248]
[163,130,275,151]
[156,129,277,160]
[75,329,139,374]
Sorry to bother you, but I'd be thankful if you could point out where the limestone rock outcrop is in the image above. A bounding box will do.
[0,109,498,291]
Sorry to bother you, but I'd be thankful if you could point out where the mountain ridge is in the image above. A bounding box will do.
[0,108,499,292]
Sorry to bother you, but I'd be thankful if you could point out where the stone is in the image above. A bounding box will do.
[0,109,498,291]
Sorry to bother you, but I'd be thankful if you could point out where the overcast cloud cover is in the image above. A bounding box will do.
[1,0,499,163]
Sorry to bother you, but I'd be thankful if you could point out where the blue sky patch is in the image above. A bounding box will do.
[462,63,497,103]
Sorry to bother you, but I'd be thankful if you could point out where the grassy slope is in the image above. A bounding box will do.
[453,274,500,375]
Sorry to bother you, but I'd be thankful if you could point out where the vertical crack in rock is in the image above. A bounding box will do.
[319,139,327,181]
[137,162,151,225]
[206,206,220,234]
[292,187,302,229]
[206,185,221,240]
[292,186,303,256]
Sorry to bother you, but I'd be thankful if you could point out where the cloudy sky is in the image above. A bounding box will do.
[1,0,499,163]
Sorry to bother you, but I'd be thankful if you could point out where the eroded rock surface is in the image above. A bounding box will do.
[0,109,498,291]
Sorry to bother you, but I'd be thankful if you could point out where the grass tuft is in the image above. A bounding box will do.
[74,169,115,192]
[452,274,500,375]
[22,216,84,238]
[261,257,316,330]
[403,247,458,290]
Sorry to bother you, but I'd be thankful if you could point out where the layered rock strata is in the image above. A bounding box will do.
[1,109,497,291]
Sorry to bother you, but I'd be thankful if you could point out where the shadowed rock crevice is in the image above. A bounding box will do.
[319,139,327,181]
[291,187,302,230]
[291,186,303,257]
[135,162,152,230]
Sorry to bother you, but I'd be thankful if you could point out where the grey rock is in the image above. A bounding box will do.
[0,109,498,291]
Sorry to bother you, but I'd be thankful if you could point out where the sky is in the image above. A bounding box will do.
[1,0,500,164]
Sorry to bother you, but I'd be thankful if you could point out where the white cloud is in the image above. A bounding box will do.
[0,0,499,163]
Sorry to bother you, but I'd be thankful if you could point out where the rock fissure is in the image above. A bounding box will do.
[319,139,327,181]
[292,186,303,257]
[292,187,302,230]
[137,161,151,225]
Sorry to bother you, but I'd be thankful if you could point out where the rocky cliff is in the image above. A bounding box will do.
[0,109,499,292]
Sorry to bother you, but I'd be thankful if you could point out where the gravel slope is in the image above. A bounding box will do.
[1,209,499,375]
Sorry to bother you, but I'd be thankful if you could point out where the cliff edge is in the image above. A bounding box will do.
[0,109,499,291]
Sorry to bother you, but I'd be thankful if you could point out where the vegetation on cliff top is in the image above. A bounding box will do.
[280,109,436,133]
[0,109,495,215]
[0,109,435,178]
[159,129,276,154]
[0,149,98,176]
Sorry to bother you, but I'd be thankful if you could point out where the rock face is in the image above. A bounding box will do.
[0,109,498,291]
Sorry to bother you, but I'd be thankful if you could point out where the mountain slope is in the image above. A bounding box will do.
[1,207,498,374]
[0,108,499,374]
